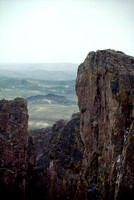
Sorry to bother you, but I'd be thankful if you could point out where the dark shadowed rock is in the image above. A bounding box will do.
[26,115,84,200]
[76,49,134,200]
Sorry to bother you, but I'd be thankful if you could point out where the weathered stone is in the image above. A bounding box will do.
[0,98,28,199]
[76,49,134,200]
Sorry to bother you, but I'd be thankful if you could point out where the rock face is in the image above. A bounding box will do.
[0,98,28,199]
[76,49,134,200]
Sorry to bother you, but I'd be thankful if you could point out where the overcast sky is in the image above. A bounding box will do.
[0,0,134,64]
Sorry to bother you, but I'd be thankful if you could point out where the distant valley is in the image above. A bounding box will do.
[0,63,79,129]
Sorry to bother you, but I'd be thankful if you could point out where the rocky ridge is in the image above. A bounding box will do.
[0,49,134,199]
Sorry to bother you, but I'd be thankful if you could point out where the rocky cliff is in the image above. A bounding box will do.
[0,49,134,200]
[76,49,134,200]
[0,98,28,199]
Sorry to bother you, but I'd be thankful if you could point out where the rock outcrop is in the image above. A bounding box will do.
[76,49,134,200]
[0,98,28,199]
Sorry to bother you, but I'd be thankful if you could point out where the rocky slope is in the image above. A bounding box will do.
[0,98,28,199]
[76,49,134,200]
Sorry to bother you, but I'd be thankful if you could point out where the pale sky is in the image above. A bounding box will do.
[0,0,134,63]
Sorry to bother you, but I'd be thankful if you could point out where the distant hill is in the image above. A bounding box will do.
[0,77,76,98]
[26,93,76,105]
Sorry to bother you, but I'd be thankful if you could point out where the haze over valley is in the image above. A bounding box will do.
[0,63,79,129]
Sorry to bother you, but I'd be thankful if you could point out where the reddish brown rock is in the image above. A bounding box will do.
[76,49,134,199]
[0,98,28,199]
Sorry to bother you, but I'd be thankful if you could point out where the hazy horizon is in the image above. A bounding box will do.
[0,0,134,64]
[0,62,78,72]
